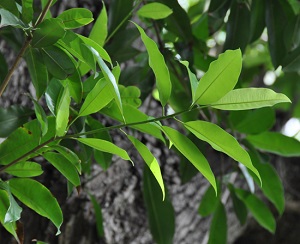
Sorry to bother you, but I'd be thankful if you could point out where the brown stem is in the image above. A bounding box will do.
[34,0,55,27]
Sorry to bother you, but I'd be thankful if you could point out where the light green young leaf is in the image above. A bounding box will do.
[0,181,22,224]
[21,0,33,24]
[76,138,132,163]
[0,191,19,242]
[133,22,172,106]
[3,161,43,177]
[51,145,81,173]
[43,152,80,186]
[184,121,261,183]
[0,8,26,28]
[89,2,107,47]
[208,202,227,244]
[41,45,76,80]
[78,78,113,117]
[193,49,242,105]
[128,135,165,200]
[86,46,124,118]
[161,126,217,193]
[137,3,173,20]
[56,85,70,137]
[235,188,276,233]
[57,8,93,29]
[25,47,48,99]
[143,166,175,244]
[180,60,198,102]
[246,131,300,157]
[119,85,142,108]
[33,99,48,136]
[8,178,63,235]
[31,18,65,48]
[211,88,291,110]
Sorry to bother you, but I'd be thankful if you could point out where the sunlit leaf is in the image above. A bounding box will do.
[193,49,242,105]
[180,61,198,102]
[211,88,291,110]
[137,3,173,20]
[57,8,93,29]
[8,178,63,234]
[55,86,70,136]
[3,161,43,177]
[32,99,48,136]
[89,3,107,47]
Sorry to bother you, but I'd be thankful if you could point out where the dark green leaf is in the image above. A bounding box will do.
[246,131,300,157]
[0,51,8,85]
[282,45,300,72]
[143,166,175,244]
[57,8,93,29]
[8,178,63,234]
[0,8,26,28]
[31,18,65,48]
[3,161,43,177]
[64,70,83,104]
[228,184,248,225]
[249,0,266,42]
[208,202,227,244]
[21,0,33,23]
[0,105,33,137]
[45,78,64,116]
[89,194,104,237]
[43,152,80,186]
[0,0,19,17]
[33,99,48,136]
[198,185,219,217]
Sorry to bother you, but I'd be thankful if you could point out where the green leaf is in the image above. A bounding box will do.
[228,184,248,225]
[184,121,261,183]
[76,138,132,163]
[133,22,172,106]
[64,70,83,104]
[161,126,217,193]
[41,45,76,80]
[45,79,64,116]
[0,190,19,242]
[21,0,33,23]
[128,135,165,200]
[25,47,48,99]
[86,117,112,170]
[137,3,173,20]
[284,15,300,51]
[0,181,22,223]
[3,161,43,177]
[119,85,141,108]
[43,152,80,186]
[51,145,81,173]
[78,78,112,117]
[31,18,65,48]
[235,188,276,233]
[0,8,26,28]
[89,194,104,238]
[0,51,8,84]
[198,185,219,217]
[55,85,70,136]
[282,45,300,72]
[211,88,291,110]
[249,0,266,43]
[0,105,33,137]
[87,46,124,117]
[180,60,198,102]
[8,178,63,234]
[57,8,93,29]
[89,3,107,47]
[33,99,48,136]
[246,131,300,157]
[229,108,275,134]
[0,0,19,17]
[208,202,227,244]
[193,49,242,105]
[143,166,175,244]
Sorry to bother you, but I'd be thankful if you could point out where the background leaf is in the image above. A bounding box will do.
[208,202,227,244]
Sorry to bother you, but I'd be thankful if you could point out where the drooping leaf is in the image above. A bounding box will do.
[3,161,43,177]
[55,85,70,136]
[41,45,76,80]
[249,0,266,43]
[43,152,80,186]
[89,194,104,238]
[180,60,198,102]
[0,190,19,242]
[78,78,112,117]
[184,121,261,182]
[51,145,81,173]
[76,138,132,163]
[0,8,26,28]
[0,105,33,137]
[235,188,276,233]
[137,3,173,20]
[45,78,64,116]
[211,88,291,110]
[228,184,248,225]
[133,22,172,107]
[246,131,300,157]
[208,202,227,244]
[128,135,165,200]
[193,49,242,105]
[143,166,175,244]
[57,8,93,29]
[86,46,124,117]
[8,178,63,234]
[161,126,217,193]
[31,18,65,48]
[32,99,48,136]
[198,184,219,217]
[25,47,48,99]
[89,3,107,47]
